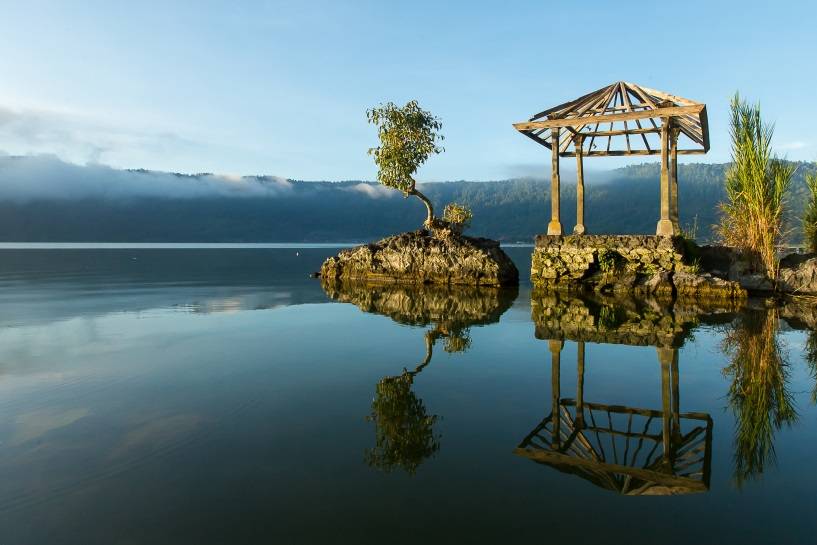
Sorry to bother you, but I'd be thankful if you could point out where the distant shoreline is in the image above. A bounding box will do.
[0,242,537,249]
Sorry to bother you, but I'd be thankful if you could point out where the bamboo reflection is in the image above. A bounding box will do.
[806,330,817,405]
[516,340,713,495]
[721,308,797,486]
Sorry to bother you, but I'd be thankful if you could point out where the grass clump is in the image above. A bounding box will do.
[803,171,817,253]
[597,249,624,273]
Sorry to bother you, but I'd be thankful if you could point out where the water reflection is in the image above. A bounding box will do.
[530,291,739,348]
[526,291,817,493]
[321,280,517,474]
[521,292,730,495]
[808,330,817,404]
[721,308,797,486]
[516,338,713,495]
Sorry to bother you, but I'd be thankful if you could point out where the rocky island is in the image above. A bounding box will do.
[320,228,518,286]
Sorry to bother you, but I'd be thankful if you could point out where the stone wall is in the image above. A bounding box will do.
[531,234,745,299]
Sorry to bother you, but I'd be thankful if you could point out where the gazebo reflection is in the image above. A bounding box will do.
[517,331,713,495]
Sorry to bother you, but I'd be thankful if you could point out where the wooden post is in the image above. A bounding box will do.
[669,127,681,232]
[574,136,586,235]
[671,348,681,442]
[549,340,563,449]
[656,117,675,237]
[547,129,563,235]
[576,341,585,427]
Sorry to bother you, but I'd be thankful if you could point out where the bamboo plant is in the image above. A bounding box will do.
[718,93,796,281]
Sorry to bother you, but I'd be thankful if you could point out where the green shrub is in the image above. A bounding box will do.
[597,248,624,273]
[442,202,473,232]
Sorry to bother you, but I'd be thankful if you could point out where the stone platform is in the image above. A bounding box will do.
[530,234,745,299]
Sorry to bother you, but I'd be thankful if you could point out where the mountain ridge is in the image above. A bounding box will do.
[0,157,814,243]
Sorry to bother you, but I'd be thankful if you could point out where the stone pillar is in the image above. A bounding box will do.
[669,127,681,232]
[574,136,586,235]
[547,128,563,236]
[549,339,563,448]
[656,117,676,237]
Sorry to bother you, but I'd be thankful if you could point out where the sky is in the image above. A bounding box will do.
[0,0,815,182]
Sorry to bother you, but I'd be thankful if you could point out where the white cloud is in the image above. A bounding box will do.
[343,182,397,199]
[0,154,293,201]
[778,141,809,151]
[0,105,201,166]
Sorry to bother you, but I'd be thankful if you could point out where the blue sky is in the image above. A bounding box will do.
[0,0,814,181]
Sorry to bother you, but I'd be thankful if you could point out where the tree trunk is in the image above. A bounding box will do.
[410,188,435,227]
[407,330,438,378]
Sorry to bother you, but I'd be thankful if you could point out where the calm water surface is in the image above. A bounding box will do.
[0,247,815,544]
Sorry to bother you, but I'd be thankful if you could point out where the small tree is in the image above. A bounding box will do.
[718,93,796,280]
[803,171,817,253]
[367,100,444,227]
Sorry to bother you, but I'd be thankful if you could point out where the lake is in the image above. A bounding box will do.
[0,246,815,544]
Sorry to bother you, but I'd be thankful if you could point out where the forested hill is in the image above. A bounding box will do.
[0,159,814,242]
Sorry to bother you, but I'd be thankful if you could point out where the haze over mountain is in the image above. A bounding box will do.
[0,154,814,243]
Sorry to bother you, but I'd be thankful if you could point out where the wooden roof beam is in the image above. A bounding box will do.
[513,104,705,131]
[530,86,612,121]
[577,127,661,137]
[557,148,707,157]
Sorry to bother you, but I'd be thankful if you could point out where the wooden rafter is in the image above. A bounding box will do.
[514,104,704,130]
[515,81,710,157]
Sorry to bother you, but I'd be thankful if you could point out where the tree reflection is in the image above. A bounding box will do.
[721,308,797,486]
[364,330,446,475]
[321,279,516,475]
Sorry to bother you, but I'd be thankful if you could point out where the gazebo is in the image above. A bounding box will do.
[513,81,709,237]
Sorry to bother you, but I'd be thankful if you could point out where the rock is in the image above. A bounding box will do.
[673,271,746,299]
[738,274,774,292]
[643,271,674,297]
[319,230,519,286]
[778,253,817,295]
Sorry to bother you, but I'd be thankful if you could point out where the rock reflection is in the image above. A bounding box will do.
[530,290,739,348]
[515,338,713,495]
[321,279,517,474]
[721,308,797,486]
